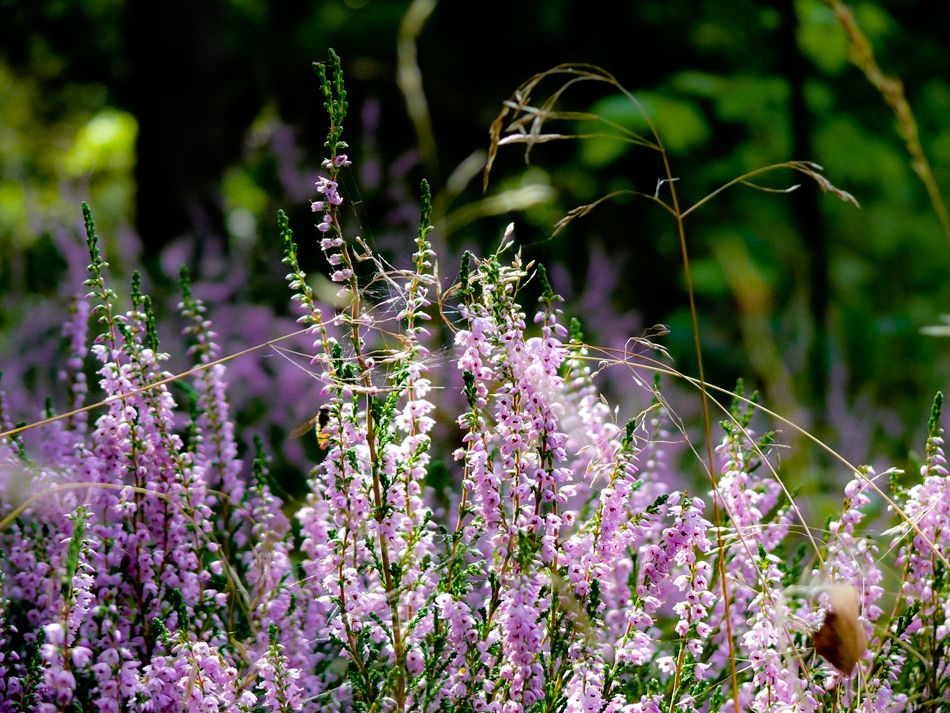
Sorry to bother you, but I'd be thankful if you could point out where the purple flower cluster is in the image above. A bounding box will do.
[1,53,948,713]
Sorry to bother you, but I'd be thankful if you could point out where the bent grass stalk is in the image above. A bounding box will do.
[485,64,862,713]
[823,0,950,245]
[484,62,948,712]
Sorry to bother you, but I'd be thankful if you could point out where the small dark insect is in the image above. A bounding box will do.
[290,405,332,449]
[812,584,868,676]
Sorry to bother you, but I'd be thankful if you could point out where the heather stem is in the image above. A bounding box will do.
[660,148,741,713]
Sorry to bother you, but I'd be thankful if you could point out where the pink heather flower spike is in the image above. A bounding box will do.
[2,58,946,713]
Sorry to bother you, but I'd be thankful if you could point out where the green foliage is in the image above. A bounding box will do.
[62,506,87,594]
[581,92,710,164]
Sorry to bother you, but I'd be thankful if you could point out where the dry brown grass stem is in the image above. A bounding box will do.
[824,0,950,244]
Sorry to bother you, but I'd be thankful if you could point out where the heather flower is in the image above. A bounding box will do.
[885,392,949,705]
[141,638,241,712]
[179,266,244,509]
[497,571,546,707]
[257,624,303,712]
[894,394,949,615]
[1,51,948,713]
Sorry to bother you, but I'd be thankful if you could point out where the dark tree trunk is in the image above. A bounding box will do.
[777,0,830,417]
[122,0,255,278]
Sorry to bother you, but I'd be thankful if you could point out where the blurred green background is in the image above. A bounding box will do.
[0,0,947,491]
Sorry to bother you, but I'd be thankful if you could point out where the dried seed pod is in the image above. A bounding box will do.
[812,583,867,676]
